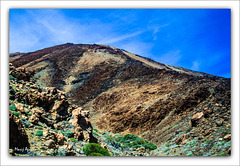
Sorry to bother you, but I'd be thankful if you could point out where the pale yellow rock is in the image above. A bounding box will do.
[15,103,24,113]
[224,134,231,140]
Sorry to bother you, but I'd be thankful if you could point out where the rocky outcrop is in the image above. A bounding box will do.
[69,107,95,142]
[9,63,32,81]
[9,64,96,156]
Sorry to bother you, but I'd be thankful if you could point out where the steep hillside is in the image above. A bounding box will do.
[9,63,158,156]
[10,43,231,156]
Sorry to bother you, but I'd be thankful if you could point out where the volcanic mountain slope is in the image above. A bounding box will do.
[10,43,231,156]
[9,64,158,156]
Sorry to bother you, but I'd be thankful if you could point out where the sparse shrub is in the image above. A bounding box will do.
[12,111,20,117]
[187,151,193,156]
[24,111,32,116]
[172,124,178,129]
[164,148,170,153]
[224,140,231,148]
[116,134,157,150]
[70,137,78,143]
[93,130,100,137]
[189,138,197,146]
[211,153,225,156]
[21,117,26,121]
[105,136,122,148]
[37,126,43,130]
[48,115,52,120]
[9,75,15,80]
[22,120,31,127]
[123,134,139,142]
[83,143,111,156]
[123,143,132,148]
[9,103,16,111]
[53,129,58,133]
[35,131,43,136]
[132,144,142,149]
[60,129,74,138]
[93,128,98,132]
[165,142,170,147]
[111,150,119,156]
[143,142,157,150]
[57,148,67,156]
[88,152,104,156]
[133,138,147,145]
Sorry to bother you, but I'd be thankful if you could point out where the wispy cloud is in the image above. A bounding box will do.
[148,24,169,40]
[118,40,153,57]
[155,50,181,66]
[97,30,144,45]
[191,61,200,71]
[10,10,146,54]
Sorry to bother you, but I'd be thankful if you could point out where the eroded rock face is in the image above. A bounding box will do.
[9,64,32,81]
[69,107,95,142]
[9,111,30,153]
[9,64,97,156]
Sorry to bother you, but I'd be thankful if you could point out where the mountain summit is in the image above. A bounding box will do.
[10,43,231,156]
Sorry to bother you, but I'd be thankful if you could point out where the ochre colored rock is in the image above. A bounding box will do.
[189,112,204,127]
[32,107,44,117]
[28,115,39,125]
[71,107,82,117]
[45,139,55,148]
[15,103,24,113]
[56,133,65,145]
[223,134,231,141]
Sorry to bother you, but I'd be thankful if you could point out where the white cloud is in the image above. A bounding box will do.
[96,30,144,45]
[148,24,169,40]
[10,9,152,57]
[117,40,153,58]
[155,50,181,66]
[191,61,200,71]
[10,10,146,53]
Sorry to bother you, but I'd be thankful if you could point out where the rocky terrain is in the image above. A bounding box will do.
[9,63,156,156]
[9,43,231,156]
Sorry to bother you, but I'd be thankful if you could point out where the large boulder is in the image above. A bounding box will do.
[51,100,69,116]
[189,112,204,127]
[69,107,94,142]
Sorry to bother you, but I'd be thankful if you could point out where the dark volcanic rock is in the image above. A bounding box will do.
[9,111,30,153]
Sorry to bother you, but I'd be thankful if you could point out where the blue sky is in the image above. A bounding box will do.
[9,9,231,78]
